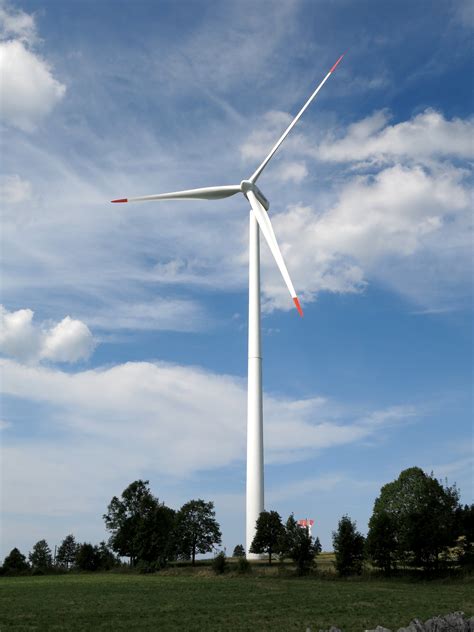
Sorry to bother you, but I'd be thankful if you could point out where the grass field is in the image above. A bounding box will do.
[0,570,472,631]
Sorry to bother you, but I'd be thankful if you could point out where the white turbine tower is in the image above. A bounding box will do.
[112,53,345,557]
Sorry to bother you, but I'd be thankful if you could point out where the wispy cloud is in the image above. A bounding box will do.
[1,355,421,488]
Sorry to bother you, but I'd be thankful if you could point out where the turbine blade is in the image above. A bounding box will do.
[247,190,303,317]
[249,53,345,183]
[111,184,241,204]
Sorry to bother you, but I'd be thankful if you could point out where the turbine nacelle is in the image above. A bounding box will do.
[240,180,270,211]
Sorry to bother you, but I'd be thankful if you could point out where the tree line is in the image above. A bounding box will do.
[1,467,472,577]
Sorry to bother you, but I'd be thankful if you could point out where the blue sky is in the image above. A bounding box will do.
[0,0,472,558]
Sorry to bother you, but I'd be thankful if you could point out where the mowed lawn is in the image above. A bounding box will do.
[0,572,472,631]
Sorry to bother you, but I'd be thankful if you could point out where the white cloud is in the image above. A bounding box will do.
[261,161,471,311]
[0,2,37,44]
[317,109,474,164]
[1,357,418,483]
[236,106,472,311]
[41,316,95,363]
[0,307,40,361]
[0,354,421,553]
[0,4,65,132]
[0,39,66,131]
[0,306,95,363]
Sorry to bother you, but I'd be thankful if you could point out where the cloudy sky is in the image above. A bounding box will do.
[1,0,472,558]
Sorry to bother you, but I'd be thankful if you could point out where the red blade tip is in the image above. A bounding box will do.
[111,198,128,203]
[329,53,345,74]
[293,297,304,317]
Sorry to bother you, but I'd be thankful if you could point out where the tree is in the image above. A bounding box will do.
[280,514,321,575]
[76,543,101,572]
[250,510,285,564]
[175,499,222,565]
[332,515,365,576]
[366,467,459,572]
[56,534,79,570]
[97,541,119,570]
[103,480,161,566]
[29,540,53,571]
[2,548,29,574]
[232,544,245,558]
[135,503,176,567]
[452,504,474,569]
[366,511,397,576]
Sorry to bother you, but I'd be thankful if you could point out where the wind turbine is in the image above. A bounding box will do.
[112,53,345,557]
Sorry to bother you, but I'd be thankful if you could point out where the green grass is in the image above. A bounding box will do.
[0,571,472,631]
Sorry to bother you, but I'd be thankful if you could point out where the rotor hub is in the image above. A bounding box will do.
[240,180,270,211]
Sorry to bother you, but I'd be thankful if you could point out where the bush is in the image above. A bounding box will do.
[236,556,251,574]
[136,560,160,574]
[211,551,227,574]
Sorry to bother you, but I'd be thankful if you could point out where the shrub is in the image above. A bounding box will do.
[211,551,227,574]
[236,556,251,574]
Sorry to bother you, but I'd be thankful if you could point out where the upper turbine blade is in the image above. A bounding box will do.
[246,190,303,317]
[111,184,241,204]
[249,53,345,184]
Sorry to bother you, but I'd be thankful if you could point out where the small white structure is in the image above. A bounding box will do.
[298,519,315,537]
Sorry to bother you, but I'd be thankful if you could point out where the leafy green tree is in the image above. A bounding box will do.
[103,480,160,566]
[135,503,176,567]
[332,515,365,576]
[2,548,30,573]
[97,541,119,570]
[29,540,53,571]
[250,510,285,564]
[175,499,222,566]
[56,534,79,570]
[232,544,245,558]
[367,467,459,572]
[280,514,321,575]
[366,511,397,575]
[76,543,101,571]
[452,504,474,569]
